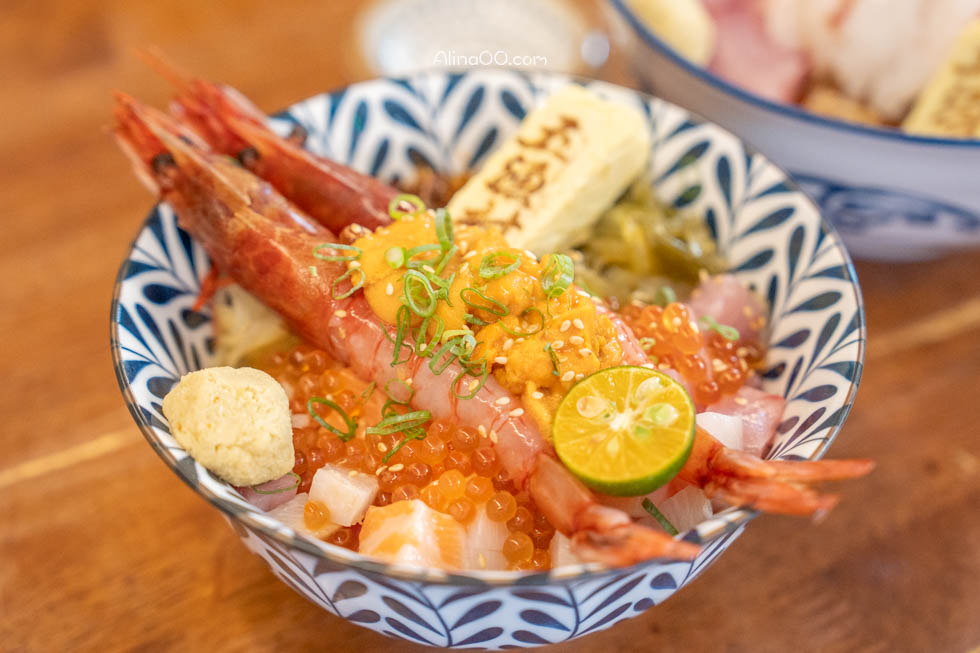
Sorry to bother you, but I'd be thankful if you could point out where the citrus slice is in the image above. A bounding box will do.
[552,366,695,496]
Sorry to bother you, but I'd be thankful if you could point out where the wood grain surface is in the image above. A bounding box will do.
[2,2,978,651]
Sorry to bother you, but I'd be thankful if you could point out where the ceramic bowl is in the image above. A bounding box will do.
[111,68,864,649]
[606,0,980,261]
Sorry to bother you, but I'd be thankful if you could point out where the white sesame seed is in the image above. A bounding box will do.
[560,320,571,332]
[551,340,564,349]
[386,282,394,296]
[469,379,480,392]
[672,317,682,327]
[377,442,388,453]
[404,377,413,385]
[569,335,584,346]
[495,356,508,365]
[349,260,361,268]
[422,265,435,274]
[465,250,477,259]
[531,391,544,399]
[375,466,387,475]
[388,463,405,472]
[334,309,347,318]
[509,408,524,417]
[712,358,726,372]
[579,348,592,356]
[575,373,585,381]
[489,430,499,444]
[524,249,536,259]
[348,470,358,477]
[517,337,526,344]
[495,396,511,405]
[734,397,749,406]
[561,371,575,382]
[736,347,749,358]
[503,338,514,351]
[478,425,487,436]
[573,318,585,329]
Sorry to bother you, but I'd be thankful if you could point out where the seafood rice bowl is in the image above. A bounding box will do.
[608,0,980,261]
[111,67,869,648]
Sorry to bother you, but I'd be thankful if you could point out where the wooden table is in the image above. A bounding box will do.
[2,2,978,651]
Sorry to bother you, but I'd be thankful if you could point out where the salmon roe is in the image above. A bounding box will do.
[258,341,558,568]
[621,302,764,405]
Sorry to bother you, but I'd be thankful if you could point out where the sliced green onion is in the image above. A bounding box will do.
[479,251,521,280]
[544,342,560,377]
[307,396,357,442]
[425,269,455,305]
[382,426,426,464]
[360,381,377,400]
[639,337,656,352]
[541,253,574,298]
[413,314,445,356]
[699,315,740,341]
[388,193,426,220]
[655,286,678,306]
[250,471,301,494]
[391,305,413,366]
[500,307,545,337]
[451,367,489,399]
[403,270,438,317]
[366,410,432,435]
[461,287,509,319]
[385,247,406,269]
[404,243,442,269]
[435,243,458,275]
[332,267,365,299]
[441,328,472,342]
[642,498,679,536]
[384,378,415,405]
[313,243,361,262]
[435,208,454,252]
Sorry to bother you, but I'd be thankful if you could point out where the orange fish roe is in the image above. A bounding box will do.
[258,341,558,567]
[621,302,764,405]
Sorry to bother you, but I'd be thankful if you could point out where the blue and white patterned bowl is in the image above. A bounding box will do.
[111,69,864,649]
[606,0,980,261]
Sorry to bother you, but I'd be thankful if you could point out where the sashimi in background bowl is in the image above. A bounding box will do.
[607,0,980,261]
[111,68,865,648]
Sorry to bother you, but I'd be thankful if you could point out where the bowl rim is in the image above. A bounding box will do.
[110,67,866,586]
[607,0,980,149]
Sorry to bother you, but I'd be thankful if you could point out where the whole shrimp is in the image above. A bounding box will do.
[137,48,398,234]
[114,94,701,566]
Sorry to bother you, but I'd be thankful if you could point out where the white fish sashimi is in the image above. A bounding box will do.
[308,464,379,527]
[266,493,339,539]
[549,532,583,568]
[464,509,510,570]
[706,386,785,457]
[696,411,744,451]
[655,484,713,533]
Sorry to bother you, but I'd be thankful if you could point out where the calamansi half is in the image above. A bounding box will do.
[552,366,695,497]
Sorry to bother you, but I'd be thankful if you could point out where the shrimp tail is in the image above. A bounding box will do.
[572,505,700,566]
[530,455,700,566]
[682,427,874,517]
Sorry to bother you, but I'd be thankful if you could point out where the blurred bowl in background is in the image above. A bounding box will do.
[607,0,980,261]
